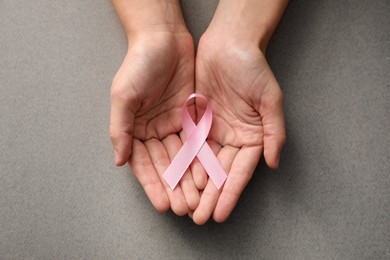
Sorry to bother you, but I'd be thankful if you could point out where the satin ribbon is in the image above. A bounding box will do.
[163,93,227,190]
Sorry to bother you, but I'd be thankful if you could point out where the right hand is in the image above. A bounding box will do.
[109,31,199,215]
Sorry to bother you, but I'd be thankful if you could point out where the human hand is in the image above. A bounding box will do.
[191,0,287,224]
[110,1,199,215]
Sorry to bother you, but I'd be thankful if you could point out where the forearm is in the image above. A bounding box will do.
[207,0,288,51]
[112,0,188,36]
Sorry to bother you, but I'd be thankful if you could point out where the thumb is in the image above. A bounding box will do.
[109,77,139,166]
[258,78,286,169]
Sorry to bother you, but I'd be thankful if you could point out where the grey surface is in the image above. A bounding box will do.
[1,0,389,259]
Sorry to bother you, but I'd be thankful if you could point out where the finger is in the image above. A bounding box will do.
[213,146,262,223]
[145,138,188,216]
[190,158,208,190]
[188,210,194,219]
[188,190,203,219]
[192,145,238,225]
[110,82,139,166]
[259,80,286,169]
[129,139,169,212]
[163,134,200,211]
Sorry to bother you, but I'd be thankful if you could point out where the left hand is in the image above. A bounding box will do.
[191,31,286,224]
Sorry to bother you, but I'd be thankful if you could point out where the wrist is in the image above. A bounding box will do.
[204,23,268,53]
[113,0,188,38]
[206,0,288,52]
[127,30,193,51]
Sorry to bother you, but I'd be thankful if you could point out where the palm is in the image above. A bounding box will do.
[117,34,194,140]
[196,46,266,148]
[192,36,285,224]
[133,72,193,142]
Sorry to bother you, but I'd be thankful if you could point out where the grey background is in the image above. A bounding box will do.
[1,0,389,259]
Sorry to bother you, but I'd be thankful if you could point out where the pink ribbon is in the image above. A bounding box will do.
[163,93,227,190]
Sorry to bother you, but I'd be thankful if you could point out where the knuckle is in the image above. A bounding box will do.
[109,129,119,142]
[110,83,128,101]
[109,128,126,139]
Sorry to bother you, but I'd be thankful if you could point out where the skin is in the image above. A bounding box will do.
[110,0,199,215]
[110,0,288,223]
[190,0,288,224]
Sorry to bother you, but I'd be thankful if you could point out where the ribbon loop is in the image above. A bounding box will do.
[163,93,227,190]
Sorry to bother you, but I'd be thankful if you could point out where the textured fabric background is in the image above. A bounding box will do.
[1,0,389,259]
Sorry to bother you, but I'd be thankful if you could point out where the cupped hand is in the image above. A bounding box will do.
[109,32,199,215]
[191,33,286,224]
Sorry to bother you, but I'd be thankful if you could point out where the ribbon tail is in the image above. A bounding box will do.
[196,143,227,189]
